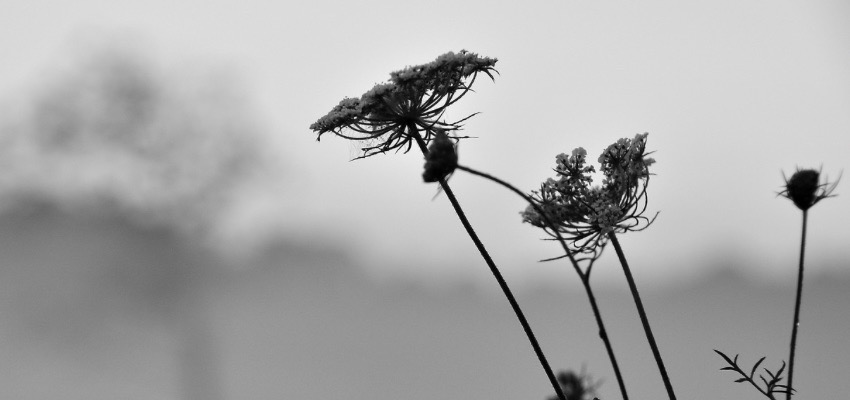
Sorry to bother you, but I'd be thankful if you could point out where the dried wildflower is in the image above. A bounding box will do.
[522,133,656,258]
[779,168,840,211]
[422,130,458,183]
[546,370,600,400]
[310,50,497,159]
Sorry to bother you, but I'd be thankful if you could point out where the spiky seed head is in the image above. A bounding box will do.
[785,169,820,210]
[780,168,840,211]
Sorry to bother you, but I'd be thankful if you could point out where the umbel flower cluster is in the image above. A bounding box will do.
[309,50,497,159]
[522,133,656,259]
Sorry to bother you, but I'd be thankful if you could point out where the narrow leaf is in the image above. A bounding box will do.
[751,357,766,378]
[714,349,733,364]
[776,361,786,377]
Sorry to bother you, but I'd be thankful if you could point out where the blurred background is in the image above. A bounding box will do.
[0,1,848,399]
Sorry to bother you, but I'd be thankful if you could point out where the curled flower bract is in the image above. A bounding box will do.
[522,133,657,259]
[422,130,458,183]
[779,168,840,210]
[310,50,497,159]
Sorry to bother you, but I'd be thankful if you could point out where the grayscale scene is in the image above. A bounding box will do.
[1,1,848,400]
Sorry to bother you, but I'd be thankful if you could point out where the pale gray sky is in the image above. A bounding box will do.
[1,0,848,289]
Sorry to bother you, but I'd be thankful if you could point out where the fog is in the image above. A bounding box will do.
[1,208,848,399]
[1,1,848,399]
[1,0,848,285]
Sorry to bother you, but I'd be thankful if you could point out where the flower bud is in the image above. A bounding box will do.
[784,169,820,210]
[780,168,840,211]
[422,131,457,183]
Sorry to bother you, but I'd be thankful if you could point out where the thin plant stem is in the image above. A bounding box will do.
[458,164,629,400]
[786,209,808,399]
[583,279,628,400]
[408,125,567,400]
[608,232,677,400]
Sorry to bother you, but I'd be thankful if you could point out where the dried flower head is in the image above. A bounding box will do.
[779,168,840,211]
[422,130,458,183]
[310,50,497,159]
[522,133,656,258]
[546,370,600,400]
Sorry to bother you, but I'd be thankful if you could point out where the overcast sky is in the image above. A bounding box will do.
[1,0,848,289]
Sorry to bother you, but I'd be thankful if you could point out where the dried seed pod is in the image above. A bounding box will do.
[422,131,457,183]
[780,168,840,211]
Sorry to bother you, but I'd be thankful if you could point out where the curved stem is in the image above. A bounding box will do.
[608,232,676,400]
[408,127,566,400]
[458,164,629,400]
[786,209,808,399]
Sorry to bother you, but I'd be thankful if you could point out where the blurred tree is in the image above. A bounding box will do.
[0,45,267,239]
[0,44,272,400]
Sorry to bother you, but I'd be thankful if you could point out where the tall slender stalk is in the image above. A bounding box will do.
[608,232,676,400]
[408,124,566,400]
[786,209,808,399]
[458,164,629,400]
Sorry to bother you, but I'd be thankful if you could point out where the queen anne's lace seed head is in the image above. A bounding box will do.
[779,168,840,211]
[522,133,657,259]
[310,50,497,159]
[547,370,599,400]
